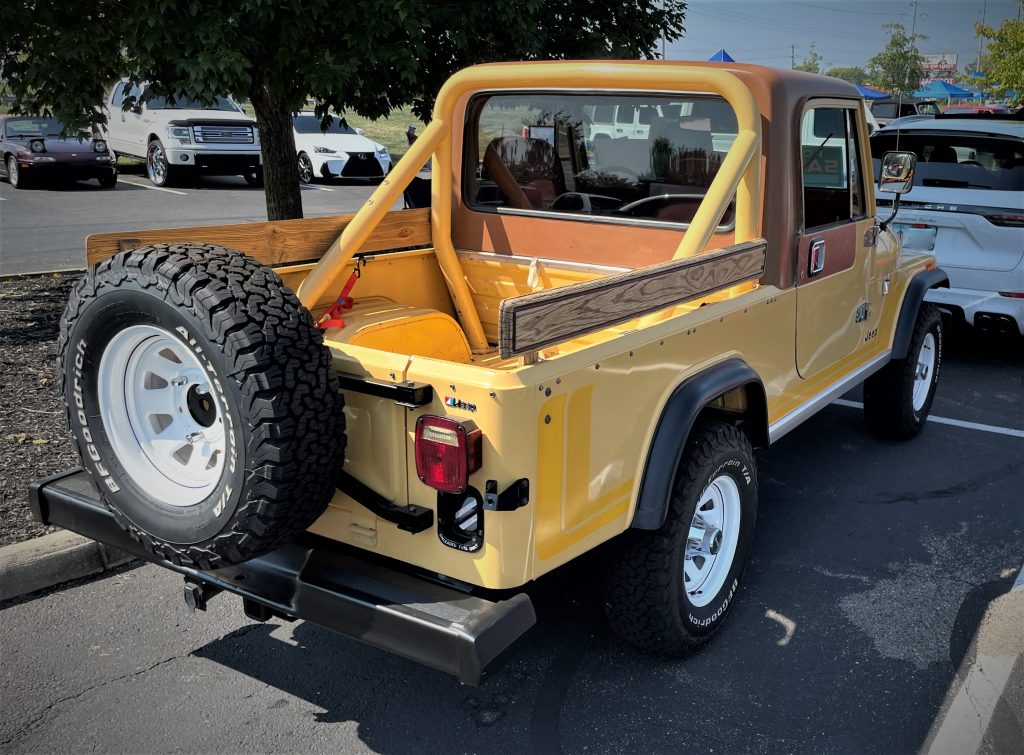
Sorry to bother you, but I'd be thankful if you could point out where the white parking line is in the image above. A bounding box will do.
[832,399,1024,439]
[118,178,187,196]
[300,184,334,192]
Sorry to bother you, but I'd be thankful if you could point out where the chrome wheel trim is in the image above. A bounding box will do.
[912,332,936,412]
[8,156,19,186]
[97,324,226,507]
[147,141,168,185]
[684,474,742,608]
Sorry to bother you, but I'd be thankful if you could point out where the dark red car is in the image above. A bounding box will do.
[0,115,117,189]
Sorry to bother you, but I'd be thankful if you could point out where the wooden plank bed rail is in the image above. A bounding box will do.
[498,239,768,360]
[84,208,432,268]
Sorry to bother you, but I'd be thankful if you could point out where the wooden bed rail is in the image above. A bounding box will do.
[498,239,768,360]
[84,208,432,268]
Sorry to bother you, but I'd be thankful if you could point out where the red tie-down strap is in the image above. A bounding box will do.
[316,269,360,330]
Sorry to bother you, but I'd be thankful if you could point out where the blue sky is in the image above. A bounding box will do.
[665,0,1021,71]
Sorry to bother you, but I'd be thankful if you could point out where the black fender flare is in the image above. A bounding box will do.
[631,358,767,531]
[892,267,949,360]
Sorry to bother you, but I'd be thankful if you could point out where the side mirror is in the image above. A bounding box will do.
[878,150,916,194]
[877,151,916,232]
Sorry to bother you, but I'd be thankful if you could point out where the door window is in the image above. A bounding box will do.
[801,106,865,229]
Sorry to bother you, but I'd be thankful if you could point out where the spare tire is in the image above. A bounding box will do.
[57,244,346,569]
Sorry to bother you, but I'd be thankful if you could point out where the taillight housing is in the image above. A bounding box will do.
[985,213,1024,228]
[415,416,482,494]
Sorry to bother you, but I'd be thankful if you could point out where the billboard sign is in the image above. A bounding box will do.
[923,53,958,74]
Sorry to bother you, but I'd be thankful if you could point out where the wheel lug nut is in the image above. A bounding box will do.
[185,431,204,445]
[171,376,188,386]
[195,383,209,395]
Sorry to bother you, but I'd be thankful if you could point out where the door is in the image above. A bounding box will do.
[119,83,146,157]
[796,103,875,378]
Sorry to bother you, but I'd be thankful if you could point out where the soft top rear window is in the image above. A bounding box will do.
[870,131,1024,191]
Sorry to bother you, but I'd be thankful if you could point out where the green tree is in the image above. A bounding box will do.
[974,12,1024,105]
[794,44,824,74]
[867,22,926,98]
[826,66,870,86]
[0,1,687,221]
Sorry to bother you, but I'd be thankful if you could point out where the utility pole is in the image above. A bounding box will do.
[791,44,795,69]
[977,0,988,70]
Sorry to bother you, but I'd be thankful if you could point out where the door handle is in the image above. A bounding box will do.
[809,238,826,276]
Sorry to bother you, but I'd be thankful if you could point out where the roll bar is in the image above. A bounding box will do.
[297,62,763,354]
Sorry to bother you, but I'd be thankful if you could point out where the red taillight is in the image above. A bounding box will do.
[985,213,1024,228]
[999,291,1024,299]
[414,416,482,494]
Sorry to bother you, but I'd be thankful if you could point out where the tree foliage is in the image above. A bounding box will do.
[867,23,926,98]
[974,13,1024,105]
[826,66,870,86]
[794,44,824,74]
[0,1,687,220]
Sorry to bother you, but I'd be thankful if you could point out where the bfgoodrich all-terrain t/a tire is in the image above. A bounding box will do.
[604,420,758,656]
[58,244,346,569]
[863,303,943,440]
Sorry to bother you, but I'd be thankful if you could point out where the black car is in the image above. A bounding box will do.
[0,115,117,189]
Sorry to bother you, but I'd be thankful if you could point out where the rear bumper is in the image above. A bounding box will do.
[925,286,1024,335]
[29,469,536,685]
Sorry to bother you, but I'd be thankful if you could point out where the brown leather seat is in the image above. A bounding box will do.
[483,136,566,209]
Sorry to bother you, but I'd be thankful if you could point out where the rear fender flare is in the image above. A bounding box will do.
[631,358,767,531]
[892,268,949,360]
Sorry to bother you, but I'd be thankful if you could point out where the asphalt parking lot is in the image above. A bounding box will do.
[1,323,1021,753]
[0,171,394,275]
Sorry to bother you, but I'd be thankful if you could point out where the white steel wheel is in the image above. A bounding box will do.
[912,332,936,412]
[684,474,742,608]
[97,324,225,507]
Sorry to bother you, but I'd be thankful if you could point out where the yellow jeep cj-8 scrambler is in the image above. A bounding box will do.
[32,62,947,683]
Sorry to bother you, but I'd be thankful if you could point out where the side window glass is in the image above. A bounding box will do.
[111,83,124,106]
[846,109,866,218]
[801,107,851,230]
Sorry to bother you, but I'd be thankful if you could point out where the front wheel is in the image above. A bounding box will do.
[7,155,28,189]
[863,303,943,440]
[604,420,758,656]
[297,153,314,184]
[146,139,174,187]
[97,170,118,189]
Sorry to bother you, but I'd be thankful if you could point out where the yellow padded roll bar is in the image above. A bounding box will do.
[298,62,763,350]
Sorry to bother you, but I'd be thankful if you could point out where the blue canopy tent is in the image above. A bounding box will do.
[855,84,889,100]
[708,49,735,63]
[913,80,976,101]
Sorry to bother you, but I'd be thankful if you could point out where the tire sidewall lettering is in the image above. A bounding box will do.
[680,454,757,635]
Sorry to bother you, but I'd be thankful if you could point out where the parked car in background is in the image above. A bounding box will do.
[871,98,940,127]
[871,118,1024,336]
[942,105,1012,116]
[293,112,391,183]
[0,115,117,189]
[101,81,262,187]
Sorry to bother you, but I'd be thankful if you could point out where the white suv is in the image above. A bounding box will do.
[102,81,262,187]
[871,118,1024,336]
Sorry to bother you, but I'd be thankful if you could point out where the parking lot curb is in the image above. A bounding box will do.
[0,530,134,602]
[922,568,1024,754]
[0,267,85,281]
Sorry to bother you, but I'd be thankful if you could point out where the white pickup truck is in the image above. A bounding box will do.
[102,81,262,187]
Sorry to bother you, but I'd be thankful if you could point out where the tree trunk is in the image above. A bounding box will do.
[248,80,303,221]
